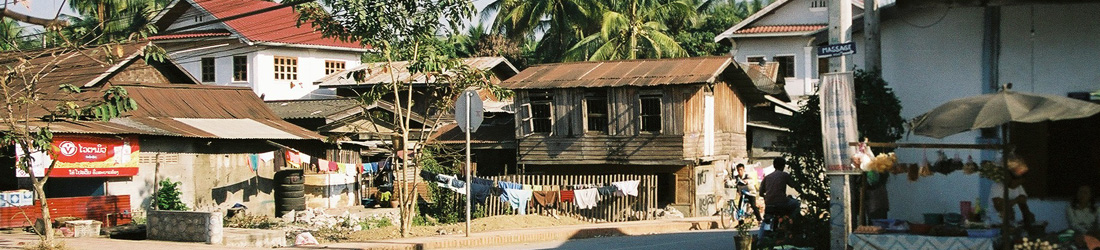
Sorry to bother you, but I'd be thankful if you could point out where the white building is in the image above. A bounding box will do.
[714,0,869,99]
[719,0,1100,233]
[149,0,369,101]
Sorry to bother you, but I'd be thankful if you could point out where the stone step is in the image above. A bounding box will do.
[221,228,287,248]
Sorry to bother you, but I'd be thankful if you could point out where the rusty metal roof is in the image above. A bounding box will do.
[499,57,735,89]
[1,44,322,140]
[265,98,361,120]
[315,57,519,87]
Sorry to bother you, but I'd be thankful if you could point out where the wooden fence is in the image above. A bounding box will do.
[477,174,658,223]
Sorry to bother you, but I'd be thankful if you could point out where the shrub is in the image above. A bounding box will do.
[155,178,188,211]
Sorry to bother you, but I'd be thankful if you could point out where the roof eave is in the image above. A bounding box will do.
[253,41,371,53]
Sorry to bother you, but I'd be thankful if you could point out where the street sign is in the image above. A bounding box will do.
[455,89,484,133]
[817,42,857,58]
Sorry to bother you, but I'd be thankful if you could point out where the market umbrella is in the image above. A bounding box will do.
[909,89,1100,244]
[910,90,1100,138]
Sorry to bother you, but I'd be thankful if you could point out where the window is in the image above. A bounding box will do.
[584,89,608,134]
[639,94,662,133]
[233,56,247,82]
[325,60,346,75]
[774,55,795,78]
[200,57,215,82]
[747,56,766,65]
[810,0,827,8]
[274,56,298,80]
[818,57,830,76]
[525,91,554,134]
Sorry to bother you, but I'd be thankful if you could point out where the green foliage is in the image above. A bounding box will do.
[55,85,138,122]
[417,147,465,224]
[359,217,393,230]
[565,0,693,61]
[66,0,170,45]
[772,70,904,249]
[155,178,189,211]
[223,213,283,229]
[672,0,767,57]
[482,0,601,64]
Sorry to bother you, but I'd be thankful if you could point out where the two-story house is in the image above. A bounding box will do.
[713,0,869,100]
[499,57,782,216]
[148,0,369,100]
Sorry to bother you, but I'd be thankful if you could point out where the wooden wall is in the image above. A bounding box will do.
[514,82,750,165]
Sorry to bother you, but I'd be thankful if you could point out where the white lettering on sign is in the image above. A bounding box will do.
[78,144,108,154]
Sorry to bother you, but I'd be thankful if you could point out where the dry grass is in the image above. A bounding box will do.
[345,214,590,242]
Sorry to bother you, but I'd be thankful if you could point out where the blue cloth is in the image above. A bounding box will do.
[500,188,533,215]
[498,181,522,190]
[471,183,491,203]
[451,178,465,188]
[472,177,494,186]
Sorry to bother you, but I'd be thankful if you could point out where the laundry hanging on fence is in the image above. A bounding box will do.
[611,180,640,197]
[498,181,522,190]
[328,160,339,172]
[501,188,533,215]
[560,190,575,203]
[472,177,494,186]
[596,185,618,196]
[317,159,329,171]
[532,191,559,206]
[574,188,600,209]
[285,151,301,168]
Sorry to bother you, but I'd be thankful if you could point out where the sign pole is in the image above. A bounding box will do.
[464,91,472,237]
[828,0,854,249]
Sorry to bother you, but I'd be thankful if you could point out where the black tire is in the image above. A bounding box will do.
[277,203,306,211]
[278,190,305,198]
[275,170,304,184]
[278,184,304,192]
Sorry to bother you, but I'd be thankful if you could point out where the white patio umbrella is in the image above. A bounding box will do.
[909,89,1100,242]
[911,90,1100,138]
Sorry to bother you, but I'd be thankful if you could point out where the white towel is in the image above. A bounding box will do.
[574,188,601,209]
[611,180,641,197]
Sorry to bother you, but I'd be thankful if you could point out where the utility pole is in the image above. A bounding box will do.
[864,0,881,71]
[827,0,854,249]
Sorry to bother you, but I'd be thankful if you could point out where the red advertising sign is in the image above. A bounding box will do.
[16,135,140,177]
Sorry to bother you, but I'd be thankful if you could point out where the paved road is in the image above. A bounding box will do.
[447,229,739,250]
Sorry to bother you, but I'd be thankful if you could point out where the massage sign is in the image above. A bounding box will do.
[15,136,140,177]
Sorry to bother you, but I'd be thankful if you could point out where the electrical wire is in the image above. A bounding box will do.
[900,6,950,29]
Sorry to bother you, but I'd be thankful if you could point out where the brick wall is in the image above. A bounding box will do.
[0,195,131,229]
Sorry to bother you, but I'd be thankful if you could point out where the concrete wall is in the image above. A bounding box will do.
[304,173,358,209]
[253,47,362,100]
[146,210,224,244]
[162,42,362,101]
[878,4,1100,232]
[107,138,282,216]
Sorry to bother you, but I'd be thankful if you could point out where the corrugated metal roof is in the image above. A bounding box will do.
[733,25,827,34]
[1,44,322,140]
[315,57,518,87]
[154,0,368,51]
[175,118,302,139]
[265,98,361,119]
[499,57,733,89]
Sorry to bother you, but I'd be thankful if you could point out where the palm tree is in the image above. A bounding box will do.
[565,0,693,61]
[481,0,601,63]
[68,0,168,44]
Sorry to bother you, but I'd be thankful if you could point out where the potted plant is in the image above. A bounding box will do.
[735,218,757,249]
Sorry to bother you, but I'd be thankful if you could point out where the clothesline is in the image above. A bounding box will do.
[419,170,641,214]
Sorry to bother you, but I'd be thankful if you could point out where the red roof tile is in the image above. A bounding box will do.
[146,31,232,40]
[734,25,826,34]
[191,0,368,51]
